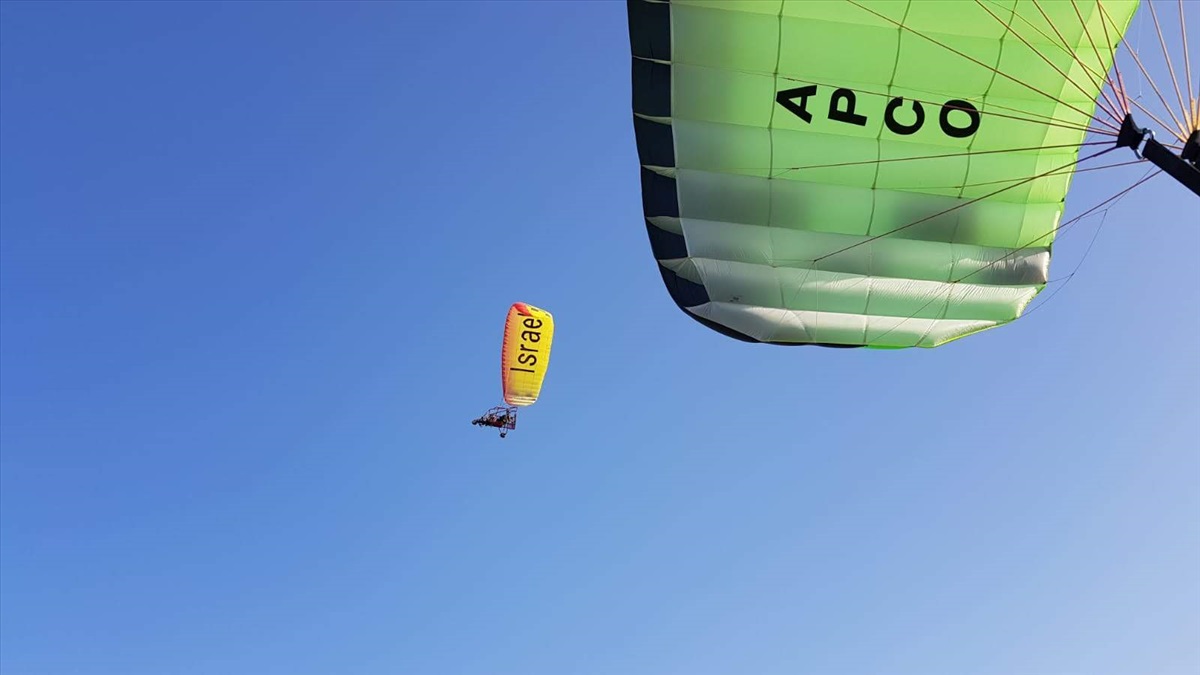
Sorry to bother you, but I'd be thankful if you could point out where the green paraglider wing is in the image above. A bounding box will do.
[629,0,1138,347]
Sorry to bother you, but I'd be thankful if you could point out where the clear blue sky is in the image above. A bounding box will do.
[1,2,1196,674]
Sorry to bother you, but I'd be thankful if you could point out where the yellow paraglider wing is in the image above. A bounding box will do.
[501,302,554,406]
